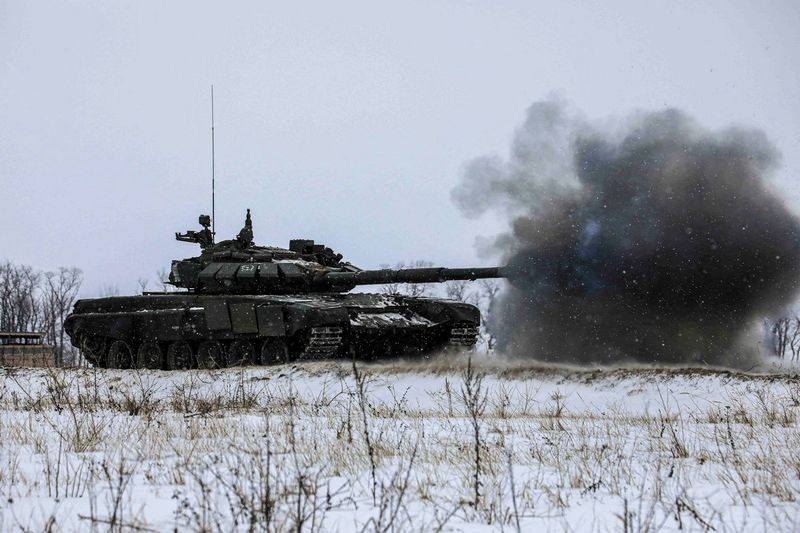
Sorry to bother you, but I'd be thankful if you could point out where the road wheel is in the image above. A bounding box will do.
[136,342,164,370]
[260,338,289,365]
[166,341,193,370]
[228,340,256,367]
[107,340,133,369]
[197,341,226,369]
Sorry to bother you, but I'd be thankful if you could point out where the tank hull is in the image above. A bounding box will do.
[64,293,480,369]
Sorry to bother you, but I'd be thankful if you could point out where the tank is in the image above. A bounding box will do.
[64,210,507,369]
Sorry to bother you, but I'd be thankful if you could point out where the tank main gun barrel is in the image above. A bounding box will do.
[322,266,506,288]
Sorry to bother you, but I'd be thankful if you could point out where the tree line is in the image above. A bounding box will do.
[0,260,82,366]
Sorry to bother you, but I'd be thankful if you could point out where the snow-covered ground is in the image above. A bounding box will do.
[1,357,799,532]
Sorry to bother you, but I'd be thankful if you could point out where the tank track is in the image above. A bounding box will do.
[79,324,476,370]
[77,328,347,369]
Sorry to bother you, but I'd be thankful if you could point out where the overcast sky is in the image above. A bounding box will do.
[2,0,799,296]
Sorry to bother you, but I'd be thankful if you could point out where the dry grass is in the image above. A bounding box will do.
[0,361,799,531]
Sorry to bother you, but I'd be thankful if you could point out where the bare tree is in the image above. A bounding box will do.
[136,278,149,294]
[789,316,800,362]
[156,268,174,293]
[0,261,43,333]
[100,284,120,297]
[24,267,44,333]
[766,315,800,361]
[0,262,10,330]
[43,267,83,366]
[445,280,474,304]
[769,318,791,358]
[1,261,83,366]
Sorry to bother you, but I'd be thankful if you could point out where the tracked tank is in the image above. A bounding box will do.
[64,210,506,369]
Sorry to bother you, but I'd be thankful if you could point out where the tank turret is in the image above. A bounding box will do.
[169,210,506,294]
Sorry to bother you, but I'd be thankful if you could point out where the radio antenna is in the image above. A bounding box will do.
[211,85,216,240]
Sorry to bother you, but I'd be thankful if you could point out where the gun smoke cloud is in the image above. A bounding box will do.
[453,99,800,367]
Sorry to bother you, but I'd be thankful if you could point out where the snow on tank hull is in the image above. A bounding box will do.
[63,292,480,369]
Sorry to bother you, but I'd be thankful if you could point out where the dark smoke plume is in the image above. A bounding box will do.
[453,99,800,367]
